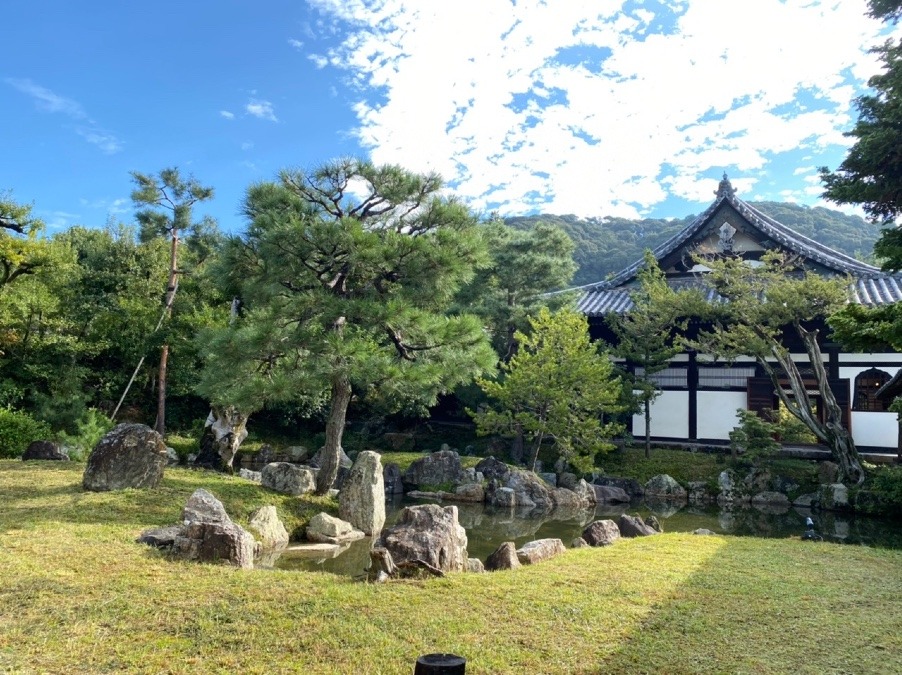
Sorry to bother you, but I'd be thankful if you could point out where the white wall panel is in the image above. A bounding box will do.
[634,391,689,439]
[696,392,745,440]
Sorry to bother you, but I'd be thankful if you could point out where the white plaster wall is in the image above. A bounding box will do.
[851,411,898,449]
[837,353,902,364]
[635,391,689,439]
[696,392,746,440]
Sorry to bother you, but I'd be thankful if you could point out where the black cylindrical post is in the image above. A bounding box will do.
[414,653,466,674]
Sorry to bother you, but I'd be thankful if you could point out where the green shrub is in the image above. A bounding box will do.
[867,465,902,517]
[729,409,780,461]
[0,408,52,458]
[55,409,114,461]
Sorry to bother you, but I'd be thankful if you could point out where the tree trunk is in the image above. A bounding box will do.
[194,406,249,472]
[154,344,168,435]
[511,424,524,464]
[529,430,545,473]
[798,325,865,485]
[644,398,651,459]
[315,370,352,495]
[154,229,179,437]
[758,326,865,486]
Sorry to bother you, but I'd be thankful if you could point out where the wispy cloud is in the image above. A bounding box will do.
[6,78,86,118]
[220,110,235,120]
[5,77,123,154]
[246,99,277,122]
[288,38,304,50]
[75,127,122,154]
[310,0,897,217]
[241,141,254,151]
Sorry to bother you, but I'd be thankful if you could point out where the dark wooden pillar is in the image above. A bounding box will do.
[688,351,698,440]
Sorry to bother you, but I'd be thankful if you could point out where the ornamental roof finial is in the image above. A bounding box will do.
[715,172,735,199]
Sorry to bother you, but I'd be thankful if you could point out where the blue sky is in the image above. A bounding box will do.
[2,0,897,234]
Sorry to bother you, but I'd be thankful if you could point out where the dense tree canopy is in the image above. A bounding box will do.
[454,219,577,361]
[472,307,623,473]
[200,159,497,492]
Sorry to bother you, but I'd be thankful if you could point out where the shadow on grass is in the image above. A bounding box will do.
[0,460,329,536]
[595,534,902,674]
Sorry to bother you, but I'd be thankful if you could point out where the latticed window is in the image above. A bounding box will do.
[854,368,891,412]
[635,367,687,388]
[698,366,756,389]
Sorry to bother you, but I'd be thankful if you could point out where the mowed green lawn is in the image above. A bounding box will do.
[1,461,900,674]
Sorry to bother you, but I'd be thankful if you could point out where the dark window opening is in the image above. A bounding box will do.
[854,368,891,412]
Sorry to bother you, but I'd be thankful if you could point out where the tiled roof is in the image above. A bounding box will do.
[576,177,902,317]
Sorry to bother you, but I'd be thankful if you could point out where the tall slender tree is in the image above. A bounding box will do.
[608,251,699,458]
[129,169,214,435]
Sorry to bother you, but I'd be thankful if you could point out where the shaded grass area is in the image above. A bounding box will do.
[2,461,901,673]
[601,446,819,491]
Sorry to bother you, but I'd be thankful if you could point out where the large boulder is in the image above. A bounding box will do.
[22,440,68,461]
[306,512,364,545]
[485,541,521,571]
[591,484,631,504]
[338,450,385,536]
[383,462,405,495]
[582,519,621,547]
[182,488,232,525]
[374,503,468,574]
[475,456,511,482]
[516,538,566,565]
[247,505,290,549]
[139,489,256,568]
[550,487,588,509]
[819,483,850,512]
[82,423,168,492]
[261,462,316,495]
[450,483,486,503]
[573,479,598,505]
[644,474,687,502]
[594,475,644,499]
[172,521,256,569]
[403,450,467,490]
[617,514,659,537]
[502,469,554,510]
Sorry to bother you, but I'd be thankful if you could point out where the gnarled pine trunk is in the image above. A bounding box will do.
[195,406,249,472]
[758,324,864,486]
[315,369,352,495]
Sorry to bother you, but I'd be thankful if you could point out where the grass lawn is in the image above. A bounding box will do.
[1,460,900,674]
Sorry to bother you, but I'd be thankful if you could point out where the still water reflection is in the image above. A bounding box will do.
[264,495,902,577]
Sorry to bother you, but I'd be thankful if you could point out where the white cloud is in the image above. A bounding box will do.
[75,127,122,154]
[5,78,123,154]
[5,78,87,118]
[310,0,896,217]
[246,99,278,121]
[220,110,235,119]
[241,141,254,151]
[288,38,304,50]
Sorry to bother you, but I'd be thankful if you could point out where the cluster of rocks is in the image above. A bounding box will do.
[390,450,632,514]
[137,488,289,569]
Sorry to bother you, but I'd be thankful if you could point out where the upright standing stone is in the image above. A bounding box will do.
[82,423,168,491]
[339,450,385,536]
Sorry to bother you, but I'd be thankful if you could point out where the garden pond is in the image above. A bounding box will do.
[261,495,902,577]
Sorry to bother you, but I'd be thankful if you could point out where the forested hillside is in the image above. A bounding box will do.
[506,202,883,287]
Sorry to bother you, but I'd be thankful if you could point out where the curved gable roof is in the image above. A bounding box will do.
[575,175,902,316]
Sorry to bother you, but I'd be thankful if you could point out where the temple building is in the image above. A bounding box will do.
[576,175,902,452]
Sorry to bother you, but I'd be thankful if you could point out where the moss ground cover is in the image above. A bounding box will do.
[1,460,900,674]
